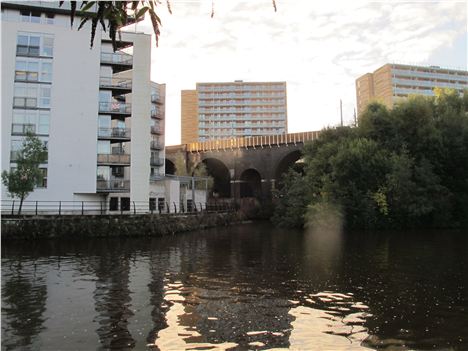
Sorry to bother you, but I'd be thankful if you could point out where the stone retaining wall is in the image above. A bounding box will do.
[1,212,244,240]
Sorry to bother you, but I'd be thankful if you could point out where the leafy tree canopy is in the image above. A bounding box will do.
[2,134,48,214]
[274,89,468,230]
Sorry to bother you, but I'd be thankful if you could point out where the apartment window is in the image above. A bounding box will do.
[21,10,41,23]
[45,13,55,24]
[112,166,124,178]
[36,168,47,188]
[17,34,40,56]
[121,197,130,211]
[97,140,110,154]
[14,84,51,108]
[16,33,53,57]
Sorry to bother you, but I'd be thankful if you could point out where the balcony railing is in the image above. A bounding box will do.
[151,109,163,119]
[99,77,132,90]
[98,127,131,139]
[100,52,133,66]
[97,153,130,165]
[150,157,164,166]
[96,179,130,192]
[150,140,163,150]
[151,94,162,103]
[99,101,131,114]
[151,125,162,135]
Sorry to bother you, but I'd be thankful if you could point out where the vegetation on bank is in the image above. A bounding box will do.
[273,89,468,230]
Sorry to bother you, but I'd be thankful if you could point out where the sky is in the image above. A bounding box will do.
[128,0,467,145]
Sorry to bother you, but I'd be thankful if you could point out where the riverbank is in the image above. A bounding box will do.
[1,212,245,240]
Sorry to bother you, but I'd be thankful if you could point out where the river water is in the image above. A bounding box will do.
[1,222,467,350]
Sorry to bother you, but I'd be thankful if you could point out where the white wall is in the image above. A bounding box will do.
[2,13,101,202]
[121,32,152,208]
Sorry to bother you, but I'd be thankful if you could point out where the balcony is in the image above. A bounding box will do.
[98,127,131,141]
[99,77,132,95]
[151,93,162,104]
[151,125,162,135]
[150,140,163,150]
[99,101,131,116]
[150,157,164,167]
[150,172,164,182]
[97,153,130,165]
[151,109,163,119]
[100,52,133,73]
[96,179,130,192]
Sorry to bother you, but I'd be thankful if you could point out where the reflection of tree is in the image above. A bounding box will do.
[2,262,47,351]
[146,251,170,346]
[91,246,135,350]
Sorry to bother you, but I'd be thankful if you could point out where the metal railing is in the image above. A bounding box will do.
[151,125,162,134]
[98,127,131,139]
[97,179,130,192]
[151,94,162,103]
[186,130,321,152]
[99,101,131,114]
[151,110,163,119]
[1,199,235,216]
[150,157,164,166]
[99,77,132,89]
[97,153,130,165]
[150,140,163,150]
[100,52,133,66]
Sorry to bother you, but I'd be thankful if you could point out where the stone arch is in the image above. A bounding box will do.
[165,159,175,175]
[275,150,303,188]
[198,158,231,198]
[240,168,262,198]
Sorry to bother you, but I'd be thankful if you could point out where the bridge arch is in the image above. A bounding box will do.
[165,159,176,175]
[240,168,262,198]
[198,158,231,198]
[275,150,303,187]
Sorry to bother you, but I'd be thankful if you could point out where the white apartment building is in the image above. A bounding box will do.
[0,1,191,212]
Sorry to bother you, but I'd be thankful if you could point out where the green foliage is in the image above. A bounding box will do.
[274,89,468,229]
[271,169,310,227]
[2,134,48,214]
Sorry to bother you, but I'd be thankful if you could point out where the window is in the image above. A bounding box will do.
[12,110,49,135]
[111,166,124,178]
[36,168,47,188]
[97,140,110,154]
[16,33,53,57]
[15,59,52,83]
[45,13,54,24]
[14,84,51,108]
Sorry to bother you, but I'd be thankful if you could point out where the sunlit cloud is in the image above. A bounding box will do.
[128,0,467,145]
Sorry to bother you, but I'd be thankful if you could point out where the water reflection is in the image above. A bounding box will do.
[2,261,47,350]
[1,223,468,350]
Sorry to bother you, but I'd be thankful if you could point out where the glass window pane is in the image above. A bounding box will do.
[97,141,110,154]
[15,60,27,70]
[17,35,28,45]
[28,62,39,72]
[29,36,40,46]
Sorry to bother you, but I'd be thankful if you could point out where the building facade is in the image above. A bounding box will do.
[181,81,287,143]
[1,2,184,212]
[356,63,468,116]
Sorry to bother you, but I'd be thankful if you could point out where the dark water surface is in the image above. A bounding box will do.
[2,222,467,350]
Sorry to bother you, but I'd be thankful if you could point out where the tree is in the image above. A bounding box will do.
[2,134,48,215]
[60,1,277,51]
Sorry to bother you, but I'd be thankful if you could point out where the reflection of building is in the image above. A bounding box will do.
[356,63,468,116]
[1,2,206,212]
[181,81,288,143]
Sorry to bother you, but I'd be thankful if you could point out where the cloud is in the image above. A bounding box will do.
[130,0,467,144]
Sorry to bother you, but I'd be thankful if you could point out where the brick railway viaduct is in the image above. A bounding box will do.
[165,131,320,202]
